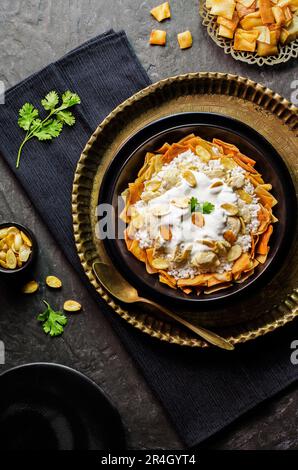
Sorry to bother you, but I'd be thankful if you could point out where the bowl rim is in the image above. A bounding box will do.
[0,222,37,274]
[99,112,297,306]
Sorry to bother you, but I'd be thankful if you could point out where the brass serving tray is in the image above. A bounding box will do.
[199,1,298,66]
[72,72,298,348]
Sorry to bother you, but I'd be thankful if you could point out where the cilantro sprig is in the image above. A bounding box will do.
[16,90,81,168]
[37,300,68,337]
[189,197,215,215]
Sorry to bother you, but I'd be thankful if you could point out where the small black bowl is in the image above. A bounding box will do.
[0,222,38,280]
[99,112,297,309]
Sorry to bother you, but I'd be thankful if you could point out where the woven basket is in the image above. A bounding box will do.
[199,1,298,66]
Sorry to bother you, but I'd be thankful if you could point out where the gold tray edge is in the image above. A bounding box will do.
[72,72,298,348]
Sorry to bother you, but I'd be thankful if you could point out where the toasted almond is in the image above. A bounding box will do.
[182,170,197,188]
[160,225,172,241]
[171,197,189,209]
[173,246,191,264]
[131,214,144,229]
[271,213,279,223]
[227,244,242,262]
[220,157,237,169]
[237,189,253,203]
[141,191,156,202]
[0,239,7,250]
[5,234,16,248]
[46,275,62,289]
[7,226,18,235]
[0,259,7,269]
[227,216,241,236]
[0,228,8,239]
[145,180,161,192]
[64,300,82,312]
[22,280,39,294]
[151,204,170,217]
[192,251,218,267]
[20,231,32,247]
[19,245,32,263]
[197,239,217,250]
[209,181,223,189]
[6,249,17,269]
[221,203,239,215]
[224,230,237,244]
[256,253,268,264]
[14,233,23,252]
[195,145,211,162]
[239,216,246,234]
[192,212,205,228]
[151,257,170,269]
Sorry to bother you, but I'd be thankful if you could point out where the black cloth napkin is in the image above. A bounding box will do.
[0,30,297,447]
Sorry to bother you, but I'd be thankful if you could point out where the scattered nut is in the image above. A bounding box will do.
[22,280,39,294]
[46,276,62,289]
[64,300,82,312]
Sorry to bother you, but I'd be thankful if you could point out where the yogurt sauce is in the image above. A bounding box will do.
[134,155,237,256]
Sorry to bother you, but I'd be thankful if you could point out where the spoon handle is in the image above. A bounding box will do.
[139,298,234,351]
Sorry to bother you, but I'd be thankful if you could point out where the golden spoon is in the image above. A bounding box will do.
[93,261,234,351]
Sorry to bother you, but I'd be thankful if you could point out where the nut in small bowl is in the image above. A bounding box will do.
[0,223,38,278]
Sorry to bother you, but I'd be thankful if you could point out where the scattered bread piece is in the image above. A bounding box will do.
[177,30,193,49]
[150,29,167,46]
[150,2,171,22]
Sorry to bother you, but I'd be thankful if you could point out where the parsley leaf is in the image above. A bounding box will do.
[190,197,199,213]
[18,103,39,131]
[41,91,59,111]
[61,91,81,109]
[16,90,81,168]
[34,119,63,141]
[37,301,68,337]
[189,197,215,215]
[202,201,215,214]
[56,110,76,126]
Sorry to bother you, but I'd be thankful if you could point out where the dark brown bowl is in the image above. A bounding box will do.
[0,222,38,279]
[98,113,297,308]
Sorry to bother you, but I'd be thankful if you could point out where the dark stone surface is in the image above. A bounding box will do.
[0,0,297,450]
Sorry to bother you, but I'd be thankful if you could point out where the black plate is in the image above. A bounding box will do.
[0,363,126,450]
[99,113,296,308]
